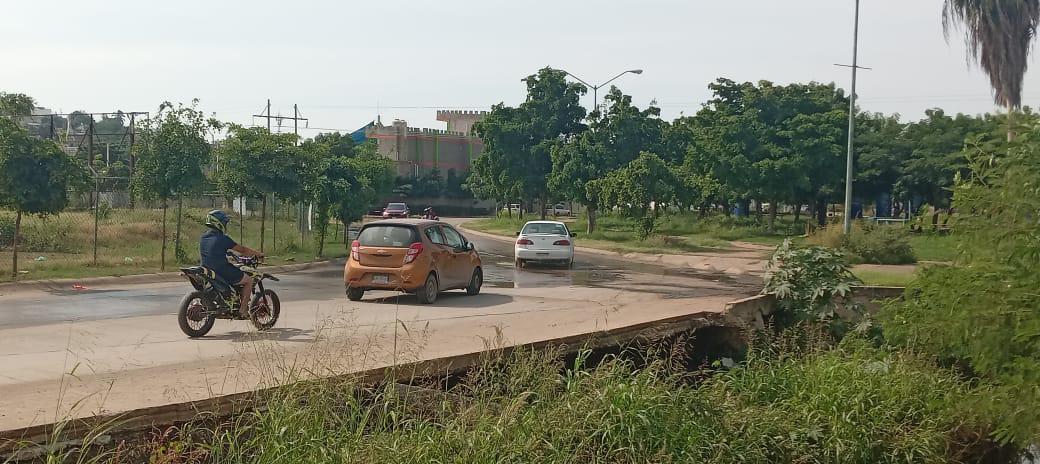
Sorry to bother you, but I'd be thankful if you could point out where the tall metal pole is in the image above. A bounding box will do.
[842,0,860,235]
[266,99,271,132]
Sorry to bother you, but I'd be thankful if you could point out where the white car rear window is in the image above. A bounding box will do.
[522,223,567,236]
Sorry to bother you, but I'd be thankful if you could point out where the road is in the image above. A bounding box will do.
[0,220,761,431]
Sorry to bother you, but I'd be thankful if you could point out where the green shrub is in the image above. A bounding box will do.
[0,214,14,249]
[20,215,76,253]
[763,239,861,326]
[807,222,916,265]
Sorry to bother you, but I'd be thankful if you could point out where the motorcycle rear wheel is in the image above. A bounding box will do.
[178,291,216,338]
[249,289,281,330]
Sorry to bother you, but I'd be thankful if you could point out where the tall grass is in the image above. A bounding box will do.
[37,331,1016,463]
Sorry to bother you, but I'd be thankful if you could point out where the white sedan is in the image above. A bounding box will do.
[514,221,576,268]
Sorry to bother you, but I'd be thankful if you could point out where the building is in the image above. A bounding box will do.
[366,110,487,178]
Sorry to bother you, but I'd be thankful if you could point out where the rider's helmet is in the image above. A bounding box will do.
[205,210,230,233]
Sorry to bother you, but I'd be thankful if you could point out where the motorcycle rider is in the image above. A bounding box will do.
[423,206,437,220]
[200,210,264,317]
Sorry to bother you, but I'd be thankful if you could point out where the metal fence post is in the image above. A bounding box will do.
[93,176,99,267]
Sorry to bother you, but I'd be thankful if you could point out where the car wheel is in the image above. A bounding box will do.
[567,258,574,269]
[416,273,438,304]
[515,258,525,269]
[466,268,483,295]
[346,286,365,301]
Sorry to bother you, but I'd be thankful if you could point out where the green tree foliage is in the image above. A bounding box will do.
[474,67,586,218]
[589,152,676,238]
[0,92,35,116]
[688,79,848,228]
[550,87,664,233]
[304,136,394,256]
[881,125,1040,445]
[214,126,303,253]
[132,101,215,270]
[0,118,84,278]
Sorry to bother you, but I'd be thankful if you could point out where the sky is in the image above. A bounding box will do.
[2,0,1036,136]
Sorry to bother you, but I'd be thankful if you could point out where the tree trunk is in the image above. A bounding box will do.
[768,200,778,233]
[239,202,244,240]
[317,220,327,257]
[12,211,21,279]
[587,206,597,234]
[260,196,267,253]
[793,203,801,222]
[815,199,827,227]
[1008,110,1017,142]
[174,196,183,263]
[755,200,763,217]
[722,200,731,217]
[160,202,168,272]
[540,194,547,220]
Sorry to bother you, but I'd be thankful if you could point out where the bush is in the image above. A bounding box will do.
[808,222,916,265]
[0,214,13,249]
[763,239,861,326]
[20,215,76,253]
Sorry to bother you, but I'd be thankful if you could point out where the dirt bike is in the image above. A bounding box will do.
[177,255,281,338]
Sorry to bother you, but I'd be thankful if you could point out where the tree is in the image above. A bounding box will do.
[589,152,676,238]
[214,126,303,253]
[303,136,393,256]
[943,0,1040,139]
[550,87,664,233]
[132,101,214,270]
[0,119,83,278]
[474,67,586,218]
[0,93,35,117]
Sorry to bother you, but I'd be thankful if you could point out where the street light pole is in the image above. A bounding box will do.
[842,0,861,235]
[560,69,644,113]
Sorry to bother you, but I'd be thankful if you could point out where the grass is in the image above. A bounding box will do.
[465,213,809,255]
[853,267,916,287]
[909,233,960,263]
[0,207,351,282]
[31,330,1017,463]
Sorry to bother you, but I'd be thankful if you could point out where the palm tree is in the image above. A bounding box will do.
[943,0,1040,139]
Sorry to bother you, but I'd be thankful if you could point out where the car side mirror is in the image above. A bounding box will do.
[570,232,578,237]
[466,242,475,251]
[515,231,521,236]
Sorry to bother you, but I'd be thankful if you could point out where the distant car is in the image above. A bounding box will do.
[382,203,409,219]
[545,203,572,216]
[501,203,522,214]
[514,220,576,268]
[344,219,483,304]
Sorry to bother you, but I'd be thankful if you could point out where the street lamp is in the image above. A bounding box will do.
[559,69,644,113]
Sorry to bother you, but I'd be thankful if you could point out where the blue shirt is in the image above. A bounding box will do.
[199,228,239,279]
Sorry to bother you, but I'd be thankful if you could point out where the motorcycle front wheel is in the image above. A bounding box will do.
[249,289,281,331]
[178,291,216,338]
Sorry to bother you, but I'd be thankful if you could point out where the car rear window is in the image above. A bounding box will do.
[387,203,406,211]
[522,223,567,235]
[358,225,418,247]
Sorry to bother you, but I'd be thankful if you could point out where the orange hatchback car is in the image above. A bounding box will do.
[344,219,483,304]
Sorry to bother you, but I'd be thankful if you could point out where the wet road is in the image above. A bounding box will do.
[0,231,760,330]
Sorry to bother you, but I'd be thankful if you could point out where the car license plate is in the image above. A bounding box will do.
[371,274,389,284]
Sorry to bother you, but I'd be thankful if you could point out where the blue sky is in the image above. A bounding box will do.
[2,0,1034,136]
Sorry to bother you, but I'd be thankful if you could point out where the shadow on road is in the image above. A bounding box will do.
[366,291,513,308]
[199,327,316,343]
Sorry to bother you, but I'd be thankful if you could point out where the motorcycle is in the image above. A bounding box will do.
[177,255,281,337]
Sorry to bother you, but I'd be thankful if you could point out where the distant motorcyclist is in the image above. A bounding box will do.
[423,207,438,220]
[199,210,264,316]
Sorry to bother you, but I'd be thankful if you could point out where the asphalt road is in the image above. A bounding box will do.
[0,229,758,330]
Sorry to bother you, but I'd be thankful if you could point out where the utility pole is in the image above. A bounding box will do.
[836,0,869,234]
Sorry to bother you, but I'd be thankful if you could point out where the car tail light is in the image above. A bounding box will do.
[404,242,424,264]
[516,238,534,245]
[553,240,571,246]
[351,240,360,261]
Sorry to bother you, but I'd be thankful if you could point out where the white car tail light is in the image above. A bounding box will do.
[351,240,360,261]
[553,239,571,246]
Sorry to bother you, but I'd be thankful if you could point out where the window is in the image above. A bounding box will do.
[425,226,446,245]
[522,223,568,236]
[358,225,417,247]
[441,226,465,249]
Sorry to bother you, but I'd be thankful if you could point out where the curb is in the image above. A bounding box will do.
[0,259,340,293]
